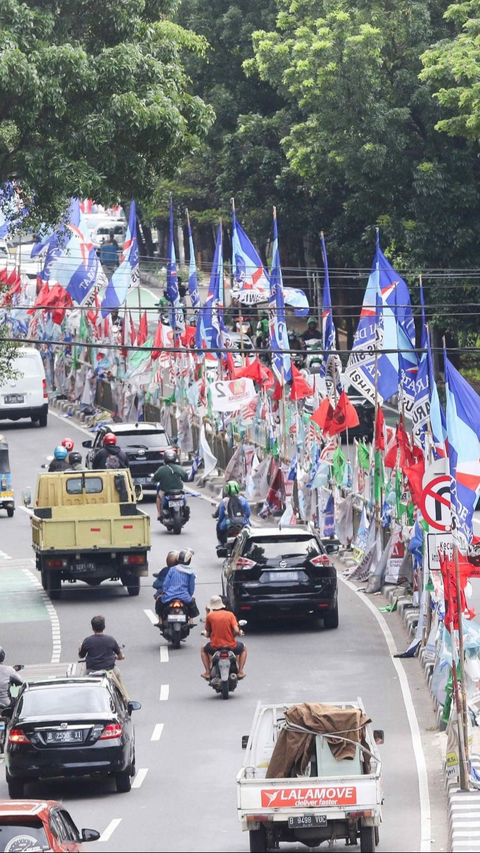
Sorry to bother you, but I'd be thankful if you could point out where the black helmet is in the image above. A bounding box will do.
[163,449,178,464]
[178,549,194,565]
[69,451,82,466]
[0,647,5,663]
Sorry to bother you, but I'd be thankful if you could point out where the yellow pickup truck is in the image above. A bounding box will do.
[28,470,151,599]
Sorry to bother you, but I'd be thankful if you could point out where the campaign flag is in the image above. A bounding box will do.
[186,210,200,309]
[268,210,292,382]
[428,332,447,458]
[328,392,360,436]
[283,288,309,316]
[197,223,225,351]
[210,377,257,412]
[167,195,179,307]
[320,234,342,397]
[188,452,202,482]
[412,281,430,447]
[101,200,139,316]
[445,352,480,547]
[199,424,217,478]
[231,206,269,305]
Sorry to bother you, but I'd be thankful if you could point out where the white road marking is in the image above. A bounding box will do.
[143,609,157,625]
[99,819,122,842]
[22,566,61,664]
[159,684,169,701]
[0,548,11,560]
[151,723,164,741]
[339,575,431,852]
[50,409,92,437]
[131,768,148,789]
[160,646,169,663]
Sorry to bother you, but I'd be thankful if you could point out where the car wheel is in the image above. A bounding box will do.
[6,507,14,518]
[324,604,339,630]
[38,413,48,428]
[115,769,132,793]
[7,776,25,798]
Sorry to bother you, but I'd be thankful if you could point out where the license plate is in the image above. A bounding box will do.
[288,815,327,828]
[46,730,83,744]
[75,562,96,572]
[167,614,186,622]
[135,477,151,485]
[0,492,13,498]
[268,571,299,582]
[4,394,24,404]
[169,501,182,509]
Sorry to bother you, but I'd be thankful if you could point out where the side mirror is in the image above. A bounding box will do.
[81,829,101,843]
[1,707,13,719]
[373,729,384,745]
[134,484,143,502]
[241,735,249,749]
[82,439,92,448]
[128,701,141,713]
[22,488,32,507]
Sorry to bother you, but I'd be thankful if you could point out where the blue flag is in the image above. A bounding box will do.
[320,234,342,396]
[231,208,269,305]
[197,223,225,351]
[412,282,430,448]
[445,352,480,547]
[167,195,179,307]
[268,211,292,382]
[283,288,309,316]
[186,213,200,309]
[101,200,139,316]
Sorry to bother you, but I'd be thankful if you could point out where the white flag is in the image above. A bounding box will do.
[199,424,217,479]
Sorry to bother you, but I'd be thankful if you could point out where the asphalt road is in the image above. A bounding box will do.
[0,413,445,852]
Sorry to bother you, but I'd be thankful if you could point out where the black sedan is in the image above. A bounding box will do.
[3,675,140,798]
[222,528,338,627]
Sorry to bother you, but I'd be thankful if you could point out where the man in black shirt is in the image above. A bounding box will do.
[78,615,124,672]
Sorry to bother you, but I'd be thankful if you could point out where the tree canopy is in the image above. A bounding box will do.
[0,0,214,225]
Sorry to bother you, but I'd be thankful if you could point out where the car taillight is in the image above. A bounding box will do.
[43,378,48,399]
[236,557,256,569]
[9,729,30,744]
[99,723,123,740]
[311,554,330,566]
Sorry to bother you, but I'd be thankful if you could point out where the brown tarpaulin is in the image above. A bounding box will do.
[267,703,372,778]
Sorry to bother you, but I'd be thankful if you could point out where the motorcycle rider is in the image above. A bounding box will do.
[153,550,179,625]
[65,451,87,472]
[216,480,250,550]
[201,595,247,681]
[0,647,23,709]
[301,317,322,348]
[255,310,269,349]
[152,448,188,521]
[92,433,130,470]
[48,446,69,472]
[160,549,199,626]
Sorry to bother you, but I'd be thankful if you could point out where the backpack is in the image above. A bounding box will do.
[105,451,122,470]
[226,495,247,523]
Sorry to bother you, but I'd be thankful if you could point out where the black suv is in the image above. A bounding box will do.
[3,675,141,797]
[222,527,338,627]
[83,422,174,488]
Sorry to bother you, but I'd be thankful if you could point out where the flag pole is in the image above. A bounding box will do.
[373,232,380,532]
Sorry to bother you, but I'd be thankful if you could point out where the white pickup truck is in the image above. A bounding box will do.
[237,700,384,853]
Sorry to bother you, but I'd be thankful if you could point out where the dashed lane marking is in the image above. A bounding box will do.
[22,566,61,664]
[99,819,122,842]
[159,684,169,701]
[160,646,169,663]
[143,609,157,625]
[131,768,148,789]
[151,724,164,742]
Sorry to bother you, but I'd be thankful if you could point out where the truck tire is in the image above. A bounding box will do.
[173,512,182,535]
[125,576,140,597]
[38,412,48,428]
[360,825,375,852]
[6,506,14,518]
[40,570,48,591]
[324,604,339,630]
[249,828,267,853]
[46,572,61,600]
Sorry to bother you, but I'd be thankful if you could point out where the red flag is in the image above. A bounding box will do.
[290,364,314,401]
[50,286,73,325]
[404,458,425,507]
[384,425,398,468]
[181,325,197,348]
[27,281,50,314]
[311,397,334,433]
[272,380,283,401]
[137,311,148,347]
[224,351,238,380]
[375,407,385,451]
[103,315,110,338]
[397,419,414,471]
[236,356,274,388]
[327,392,360,436]
[0,268,8,284]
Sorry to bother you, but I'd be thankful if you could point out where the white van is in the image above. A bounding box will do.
[0,347,48,426]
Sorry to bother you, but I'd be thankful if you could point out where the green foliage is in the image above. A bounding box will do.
[0,0,214,226]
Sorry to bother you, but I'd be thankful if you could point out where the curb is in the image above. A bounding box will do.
[339,555,480,850]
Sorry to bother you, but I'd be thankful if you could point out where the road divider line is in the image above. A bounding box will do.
[132,768,148,789]
[143,609,157,625]
[339,574,431,852]
[160,646,169,663]
[151,723,164,741]
[22,567,61,664]
[99,819,122,842]
[159,684,169,701]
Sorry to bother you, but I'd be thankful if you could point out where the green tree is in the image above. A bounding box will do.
[0,0,213,226]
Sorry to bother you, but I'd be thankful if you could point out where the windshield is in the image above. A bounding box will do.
[243,537,321,563]
[0,449,10,474]
[115,432,169,450]
[0,822,48,852]
[18,685,112,718]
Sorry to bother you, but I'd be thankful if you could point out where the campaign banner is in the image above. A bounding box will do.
[261,786,357,809]
[210,378,257,412]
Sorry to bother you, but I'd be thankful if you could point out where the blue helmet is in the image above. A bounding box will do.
[54,446,68,460]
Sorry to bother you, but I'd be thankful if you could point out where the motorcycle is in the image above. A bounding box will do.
[161,599,194,650]
[160,490,190,535]
[0,665,24,753]
[206,622,247,700]
[216,523,244,559]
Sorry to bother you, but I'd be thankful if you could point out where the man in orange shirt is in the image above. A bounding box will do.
[201,595,247,680]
